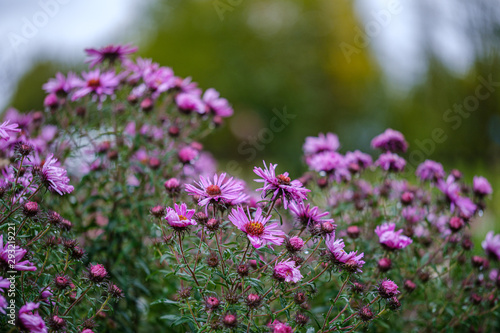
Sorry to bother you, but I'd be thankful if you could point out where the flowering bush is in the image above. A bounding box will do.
[1,44,498,332]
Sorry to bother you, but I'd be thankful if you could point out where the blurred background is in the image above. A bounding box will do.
[1,0,499,235]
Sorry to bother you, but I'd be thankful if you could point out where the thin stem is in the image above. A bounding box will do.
[63,285,92,316]
[186,298,200,329]
[88,294,112,321]
[26,224,51,246]
[178,233,200,286]
[14,216,29,237]
[321,275,351,332]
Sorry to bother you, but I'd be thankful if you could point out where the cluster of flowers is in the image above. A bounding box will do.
[152,128,498,332]
[0,118,122,332]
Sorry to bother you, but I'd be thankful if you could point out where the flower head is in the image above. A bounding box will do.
[203,88,233,117]
[43,72,80,95]
[229,206,285,248]
[19,302,47,333]
[185,173,243,212]
[325,237,365,273]
[253,161,310,209]
[289,201,333,227]
[307,151,351,183]
[416,160,445,182]
[303,132,340,156]
[473,176,493,197]
[378,279,400,298]
[273,259,303,283]
[88,263,107,283]
[344,150,373,170]
[35,154,74,195]
[371,128,408,153]
[176,92,205,114]
[0,120,21,141]
[165,203,197,229]
[268,320,293,333]
[85,44,137,68]
[71,69,119,103]
[375,223,412,250]
[375,152,406,172]
[0,235,36,271]
[482,231,500,261]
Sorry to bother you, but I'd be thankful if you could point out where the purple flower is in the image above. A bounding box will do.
[307,151,351,182]
[42,72,80,95]
[202,88,233,117]
[175,92,206,114]
[178,146,199,164]
[185,173,243,212]
[371,128,408,153]
[0,276,10,291]
[402,206,425,224]
[144,66,175,96]
[254,161,310,208]
[473,176,493,197]
[416,160,445,182]
[482,231,500,261]
[36,154,74,195]
[19,303,47,333]
[437,176,477,218]
[124,57,159,83]
[375,223,412,250]
[303,132,340,155]
[273,259,303,283]
[85,44,137,68]
[0,120,21,141]
[289,201,334,227]
[325,237,365,272]
[378,279,400,298]
[229,206,285,248]
[344,150,373,170]
[375,152,406,172]
[165,203,197,229]
[0,235,36,271]
[71,69,120,103]
[269,320,293,333]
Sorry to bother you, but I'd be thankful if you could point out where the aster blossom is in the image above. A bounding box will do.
[303,132,340,155]
[0,120,21,141]
[19,302,47,333]
[185,173,244,212]
[473,176,493,197]
[289,201,334,227]
[268,320,293,333]
[253,161,310,209]
[229,206,285,248]
[42,72,80,95]
[375,152,406,172]
[482,231,500,261]
[437,175,477,218]
[371,128,408,153]
[375,222,412,250]
[71,69,120,103]
[35,154,74,195]
[165,203,197,229]
[344,150,373,170]
[416,160,445,182]
[378,279,400,298]
[325,237,365,273]
[85,44,137,68]
[202,88,233,117]
[175,92,206,114]
[273,259,303,283]
[307,151,351,182]
[0,235,36,271]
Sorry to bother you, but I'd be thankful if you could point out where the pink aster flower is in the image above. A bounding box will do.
[437,176,476,218]
[303,132,340,155]
[273,259,303,283]
[175,92,206,114]
[416,160,445,182]
[42,72,80,95]
[473,176,493,197]
[482,231,500,261]
[144,66,175,96]
[378,279,400,298]
[185,173,244,212]
[71,69,120,103]
[371,128,408,153]
[124,57,159,83]
[307,151,351,182]
[289,201,334,227]
[229,206,285,248]
[202,88,233,117]
[325,237,365,273]
[268,320,293,333]
[0,120,21,141]
[344,150,373,170]
[0,235,36,271]
[165,203,197,229]
[85,44,137,68]
[375,222,412,250]
[178,146,199,164]
[375,152,406,172]
[35,154,74,195]
[253,161,310,209]
[19,302,47,333]
[402,206,425,224]
[0,276,10,292]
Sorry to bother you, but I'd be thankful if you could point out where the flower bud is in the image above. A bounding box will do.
[347,225,360,239]
[246,293,261,308]
[294,292,307,304]
[237,264,249,277]
[285,236,305,253]
[206,218,220,232]
[88,263,108,283]
[206,252,219,268]
[404,279,416,292]
[387,296,401,310]
[400,191,414,205]
[54,274,71,290]
[357,306,374,322]
[48,315,66,331]
[295,312,309,326]
[206,296,220,310]
[222,313,237,327]
[378,257,392,272]
[150,205,165,218]
[22,201,39,217]
[378,279,400,298]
